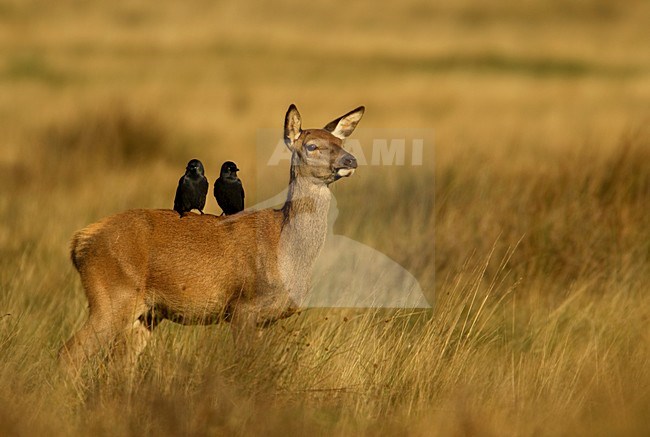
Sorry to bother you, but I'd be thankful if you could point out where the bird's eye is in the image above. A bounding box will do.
[305,144,318,152]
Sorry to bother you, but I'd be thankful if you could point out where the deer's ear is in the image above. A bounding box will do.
[324,106,365,140]
[284,104,302,150]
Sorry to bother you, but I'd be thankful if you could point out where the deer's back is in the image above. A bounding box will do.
[71,208,284,318]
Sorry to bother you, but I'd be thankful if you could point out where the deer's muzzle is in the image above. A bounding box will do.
[333,152,357,179]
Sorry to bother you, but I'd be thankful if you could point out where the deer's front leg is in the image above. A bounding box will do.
[229,291,298,351]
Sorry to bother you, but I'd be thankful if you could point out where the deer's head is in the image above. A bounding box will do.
[284,104,364,186]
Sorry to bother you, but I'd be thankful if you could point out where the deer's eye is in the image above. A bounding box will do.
[305,143,318,152]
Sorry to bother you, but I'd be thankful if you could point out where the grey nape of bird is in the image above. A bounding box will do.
[214,161,245,215]
[173,159,209,217]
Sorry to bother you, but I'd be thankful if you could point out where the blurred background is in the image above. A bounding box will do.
[1,0,649,435]
[2,0,648,176]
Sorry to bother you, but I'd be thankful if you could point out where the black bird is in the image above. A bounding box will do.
[174,159,209,217]
[214,161,245,215]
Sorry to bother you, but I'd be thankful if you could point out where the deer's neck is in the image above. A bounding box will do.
[277,172,331,303]
[281,175,331,257]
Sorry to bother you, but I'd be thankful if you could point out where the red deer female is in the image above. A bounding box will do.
[60,104,364,374]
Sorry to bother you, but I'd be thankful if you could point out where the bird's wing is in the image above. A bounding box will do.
[213,178,221,199]
[197,177,209,210]
[173,176,185,209]
[200,177,209,197]
[240,181,245,199]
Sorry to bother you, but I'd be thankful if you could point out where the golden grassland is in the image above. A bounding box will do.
[1,0,649,435]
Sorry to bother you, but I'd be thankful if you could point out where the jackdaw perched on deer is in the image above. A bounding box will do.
[214,161,245,215]
[60,104,364,376]
[173,159,209,217]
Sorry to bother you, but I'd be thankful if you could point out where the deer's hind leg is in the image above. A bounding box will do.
[59,277,149,378]
[111,309,160,372]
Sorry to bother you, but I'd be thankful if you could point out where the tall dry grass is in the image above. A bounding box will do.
[1,0,649,435]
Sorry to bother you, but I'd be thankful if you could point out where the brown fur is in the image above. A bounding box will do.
[71,209,283,322]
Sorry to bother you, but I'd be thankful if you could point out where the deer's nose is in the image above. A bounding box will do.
[339,153,357,169]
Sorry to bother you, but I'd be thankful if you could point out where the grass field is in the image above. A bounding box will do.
[1,0,649,435]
